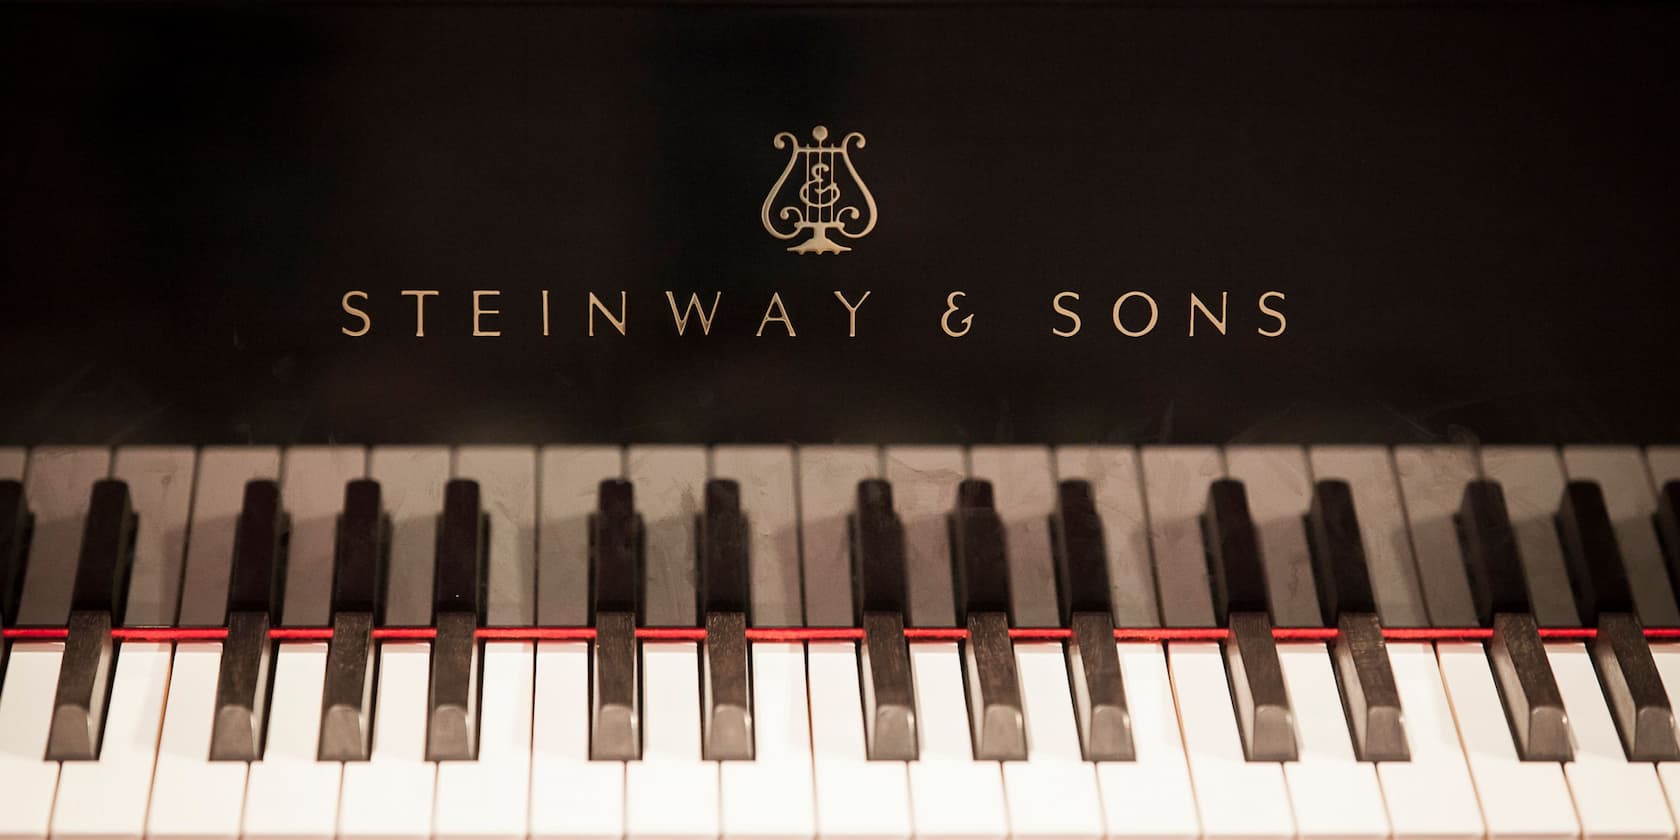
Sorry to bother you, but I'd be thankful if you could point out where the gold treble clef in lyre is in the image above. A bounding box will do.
[761,125,878,254]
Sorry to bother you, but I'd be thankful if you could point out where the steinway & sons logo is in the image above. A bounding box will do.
[761,125,877,254]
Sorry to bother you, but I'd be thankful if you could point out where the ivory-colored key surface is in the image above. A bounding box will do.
[1376,643,1483,840]
[1307,447,1429,628]
[537,446,623,627]
[883,446,965,629]
[176,447,280,627]
[1004,641,1104,840]
[1547,643,1675,838]
[627,642,719,840]
[797,446,881,627]
[455,446,537,627]
[338,642,436,840]
[0,643,62,840]
[531,641,625,840]
[1391,447,1481,627]
[278,446,367,628]
[1139,447,1222,627]
[1168,641,1294,840]
[1479,447,1582,627]
[807,641,913,840]
[147,644,250,840]
[1225,446,1322,627]
[242,643,340,840]
[1563,446,1680,625]
[907,641,1008,840]
[1096,643,1200,840]
[435,642,535,840]
[713,446,802,627]
[970,446,1060,627]
[15,447,110,626]
[1276,643,1389,840]
[368,446,450,627]
[720,643,816,840]
[1053,446,1162,627]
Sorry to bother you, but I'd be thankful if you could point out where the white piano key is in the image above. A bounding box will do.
[338,642,436,840]
[1647,447,1680,486]
[537,446,623,626]
[369,447,451,627]
[242,642,341,840]
[176,447,281,627]
[1167,641,1294,840]
[455,447,537,627]
[1053,446,1162,627]
[720,643,815,840]
[627,641,719,840]
[1649,644,1680,830]
[907,641,1007,840]
[1095,643,1200,840]
[713,446,802,627]
[1563,446,1680,626]
[796,447,880,627]
[435,641,534,840]
[147,643,249,840]
[1275,643,1389,840]
[1391,447,1481,627]
[627,446,707,628]
[0,643,63,840]
[1308,446,1430,628]
[1546,642,1674,838]
[1375,643,1483,840]
[1139,447,1223,627]
[882,447,965,629]
[806,641,912,840]
[278,446,367,627]
[15,446,110,625]
[0,448,25,479]
[1225,446,1322,627]
[1435,642,1578,839]
[1004,641,1103,840]
[969,446,1060,627]
[111,446,197,627]
[50,642,172,840]
[530,640,625,840]
[1479,447,1581,627]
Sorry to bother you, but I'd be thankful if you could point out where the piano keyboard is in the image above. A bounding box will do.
[5,444,1680,840]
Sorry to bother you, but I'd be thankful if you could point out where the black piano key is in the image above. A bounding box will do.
[45,481,136,761]
[1656,482,1680,603]
[1455,480,1530,624]
[319,480,389,762]
[0,480,32,627]
[850,480,917,761]
[591,480,642,761]
[427,480,486,761]
[1556,481,1679,760]
[700,479,753,761]
[1052,481,1134,761]
[1201,480,1270,622]
[210,481,288,761]
[1305,481,1408,761]
[947,480,1026,761]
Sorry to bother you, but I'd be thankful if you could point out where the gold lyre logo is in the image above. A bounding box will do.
[761,125,878,254]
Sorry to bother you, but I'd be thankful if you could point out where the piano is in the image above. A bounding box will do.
[2,1,1679,839]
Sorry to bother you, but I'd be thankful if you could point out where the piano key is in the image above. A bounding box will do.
[1546,642,1676,837]
[628,446,706,627]
[318,480,387,762]
[1225,445,1322,627]
[0,448,24,479]
[1003,641,1104,840]
[537,445,623,626]
[0,643,63,840]
[1275,642,1390,840]
[1646,644,1680,832]
[242,643,341,840]
[1054,446,1162,627]
[626,641,719,840]
[852,479,916,760]
[1305,480,1376,620]
[147,643,250,840]
[369,446,450,626]
[907,641,1007,840]
[209,480,287,762]
[1391,446,1481,626]
[1563,446,1680,625]
[950,479,1027,760]
[807,641,912,840]
[1480,447,1582,627]
[1435,642,1578,838]
[0,480,27,625]
[427,479,486,761]
[1375,643,1484,840]
[720,643,816,840]
[278,446,366,628]
[455,446,536,627]
[1095,644,1199,840]
[48,642,170,840]
[1140,446,1222,627]
[699,479,751,760]
[1308,446,1429,627]
[591,479,641,761]
[337,641,436,840]
[14,447,110,626]
[176,447,281,626]
[1167,641,1293,840]
[110,447,196,627]
[713,446,801,626]
[47,480,136,760]
[531,640,626,840]
[1052,480,1132,761]
[969,445,1059,627]
[797,446,880,627]
[882,446,963,628]
[434,641,534,840]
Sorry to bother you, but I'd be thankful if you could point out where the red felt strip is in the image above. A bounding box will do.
[113,628,228,642]
[746,627,866,642]
[1112,627,1229,641]
[1,627,69,640]
[476,627,598,640]
[1273,627,1340,641]
[903,628,969,641]
[269,628,335,640]
[372,627,438,640]
[636,627,708,641]
[1009,628,1073,640]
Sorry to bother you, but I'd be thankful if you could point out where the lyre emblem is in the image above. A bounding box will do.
[761,125,878,254]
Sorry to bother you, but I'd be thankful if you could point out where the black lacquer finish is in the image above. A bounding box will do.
[700,479,753,761]
[47,481,137,761]
[850,479,916,761]
[590,480,643,761]
[427,480,487,762]
[1051,480,1134,762]
[947,479,1025,761]
[210,480,289,762]
[320,479,390,762]
[0,481,33,627]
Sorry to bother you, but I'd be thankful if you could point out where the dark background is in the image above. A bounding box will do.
[1,2,1675,445]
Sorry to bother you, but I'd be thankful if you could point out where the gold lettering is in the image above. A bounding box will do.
[341,290,371,337]
[542,290,551,337]
[1258,291,1287,337]
[473,290,501,337]
[1111,291,1157,337]
[941,291,972,337]
[401,290,439,337]
[1189,292,1227,336]
[589,292,627,337]
[667,292,722,336]
[1051,291,1081,337]
[757,293,797,337]
[833,290,872,338]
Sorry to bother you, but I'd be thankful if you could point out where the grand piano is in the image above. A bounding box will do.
[2,1,1680,839]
